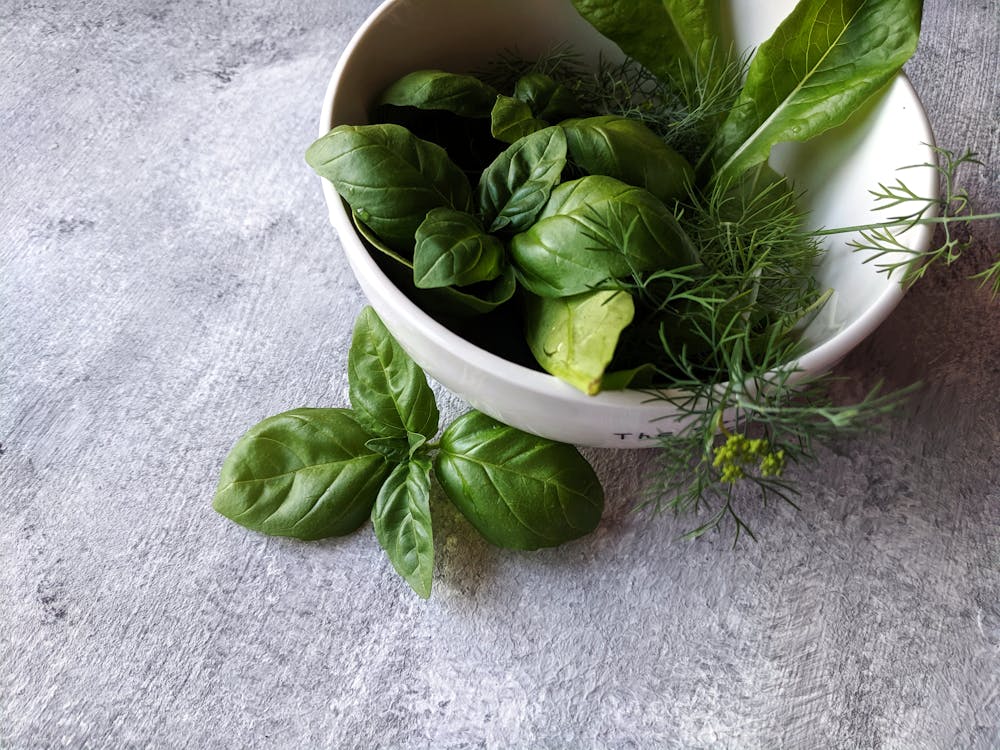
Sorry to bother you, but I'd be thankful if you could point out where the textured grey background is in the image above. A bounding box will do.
[2,0,999,748]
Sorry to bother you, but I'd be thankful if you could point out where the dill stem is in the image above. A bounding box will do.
[809,211,1000,237]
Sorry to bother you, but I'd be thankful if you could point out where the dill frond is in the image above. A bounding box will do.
[473,44,588,94]
[812,146,1000,294]
[614,166,823,381]
[621,167,918,543]
[972,257,1000,297]
[476,45,746,165]
[641,359,917,542]
[569,50,747,164]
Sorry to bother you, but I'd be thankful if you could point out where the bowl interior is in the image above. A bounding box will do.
[318,0,936,447]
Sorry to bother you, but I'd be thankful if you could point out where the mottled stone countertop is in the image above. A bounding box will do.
[3,1,999,747]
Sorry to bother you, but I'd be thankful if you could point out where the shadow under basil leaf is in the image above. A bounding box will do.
[426,482,500,597]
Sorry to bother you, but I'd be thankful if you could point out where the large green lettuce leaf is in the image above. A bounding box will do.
[711,0,923,185]
[570,0,720,81]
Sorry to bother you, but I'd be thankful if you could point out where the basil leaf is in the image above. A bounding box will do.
[373,106,504,176]
[365,436,412,463]
[510,175,698,297]
[353,211,515,317]
[562,116,693,204]
[524,289,635,395]
[601,363,657,391]
[413,207,505,288]
[477,125,567,233]
[513,73,581,121]
[212,408,389,540]
[348,306,439,440]
[407,431,428,456]
[352,209,412,267]
[711,0,922,185]
[570,0,721,83]
[435,411,604,550]
[428,267,517,315]
[377,70,498,118]
[372,458,434,598]
[306,123,471,253]
[361,235,517,320]
[491,95,547,143]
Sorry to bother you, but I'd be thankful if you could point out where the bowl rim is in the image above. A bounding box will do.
[316,0,938,409]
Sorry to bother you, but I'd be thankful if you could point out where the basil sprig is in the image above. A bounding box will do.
[212,307,604,598]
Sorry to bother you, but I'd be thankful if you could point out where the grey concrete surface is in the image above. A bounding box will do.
[2,1,999,747]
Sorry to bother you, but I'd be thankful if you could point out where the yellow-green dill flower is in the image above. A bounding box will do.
[719,463,745,483]
[759,449,786,478]
[713,433,784,481]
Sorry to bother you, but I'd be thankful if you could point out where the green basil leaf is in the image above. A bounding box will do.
[562,116,693,204]
[600,363,657,391]
[711,0,922,185]
[435,411,604,549]
[213,408,389,540]
[352,209,412,267]
[524,289,635,395]
[570,0,721,83]
[364,431,428,463]
[428,266,517,315]
[372,105,504,176]
[372,458,434,598]
[491,95,548,144]
[356,210,517,318]
[377,70,498,118]
[513,73,581,121]
[348,306,439,440]
[413,207,506,288]
[407,431,428,456]
[510,175,698,297]
[365,436,412,463]
[306,123,471,253]
[477,125,567,233]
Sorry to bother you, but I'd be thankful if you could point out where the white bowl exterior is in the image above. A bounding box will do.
[319,0,936,448]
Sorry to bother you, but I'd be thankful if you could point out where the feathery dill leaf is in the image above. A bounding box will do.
[475,46,746,165]
[640,350,918,543]
[811,146,1000,294]
[474,44,589,93]
[614,167,823,380]
[613,166,919,542]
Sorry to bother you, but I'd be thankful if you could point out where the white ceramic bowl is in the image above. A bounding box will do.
[317,0,936,448]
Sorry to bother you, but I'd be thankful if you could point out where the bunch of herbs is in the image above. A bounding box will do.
[213,0,999,583]
[213,307,602,598]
